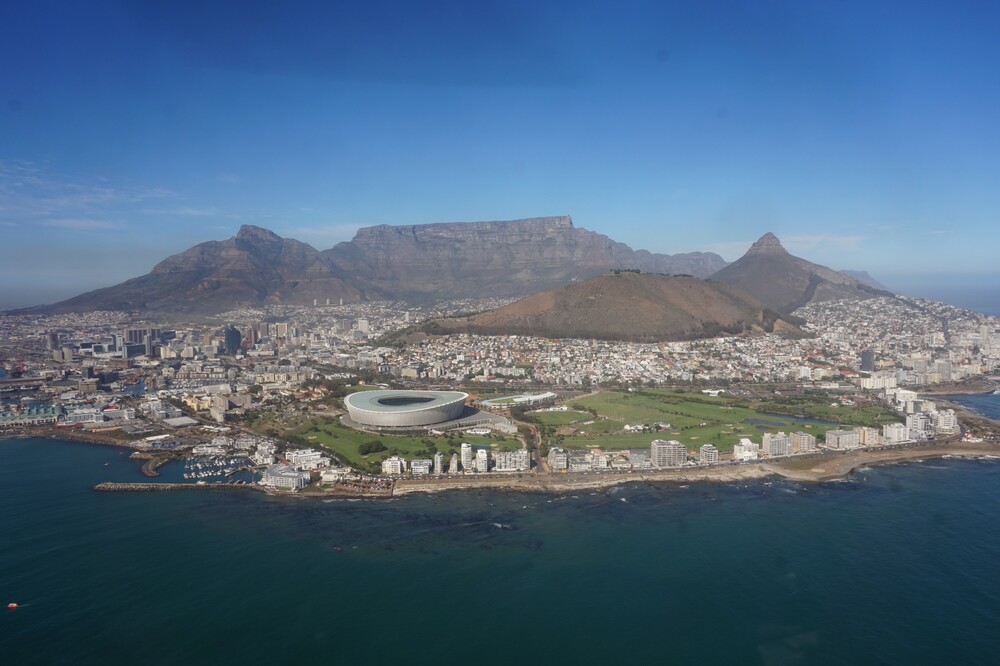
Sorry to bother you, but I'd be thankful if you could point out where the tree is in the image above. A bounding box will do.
[358,440,387,455]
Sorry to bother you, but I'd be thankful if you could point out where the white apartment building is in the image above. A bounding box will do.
[650,439,687,467]
[824,429,860,449]
[882,422,909,443]
[762,432,791,457]
[285,448,328,470]
[260,463,310,490]
[494,449,531,472]
[934,409,959,435]
[547,447,568,471]
[460,442,473,472]
[699,443,719,464]
[733,438,759,462]
[410,458,433,475]
[474,449,490,473]
[381,455,407,476]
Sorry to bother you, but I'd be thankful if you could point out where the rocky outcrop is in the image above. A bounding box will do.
[325,216,727,301]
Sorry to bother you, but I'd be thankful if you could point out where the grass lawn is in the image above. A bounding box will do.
[528,410,591,427]
[550,389,902,452]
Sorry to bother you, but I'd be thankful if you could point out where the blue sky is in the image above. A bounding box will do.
[2,0,999,309]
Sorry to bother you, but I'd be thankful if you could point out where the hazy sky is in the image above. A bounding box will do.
[2,1,999,308]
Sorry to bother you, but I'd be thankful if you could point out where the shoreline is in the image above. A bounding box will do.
[6,398,1000,497]
[391,442,1000,495]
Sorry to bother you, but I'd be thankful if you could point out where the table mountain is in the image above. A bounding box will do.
[324,216,727,301]
[414,271,806,342]
[19,217,728,314]
[709,233,891,313]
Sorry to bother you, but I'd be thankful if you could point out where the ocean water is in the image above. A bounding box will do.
[946,391,1000,420]
[3,438,1000,665]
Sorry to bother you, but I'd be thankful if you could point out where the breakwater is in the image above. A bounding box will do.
[94,482,267,493]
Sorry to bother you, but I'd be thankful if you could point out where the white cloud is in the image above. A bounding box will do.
[0,159,175,222]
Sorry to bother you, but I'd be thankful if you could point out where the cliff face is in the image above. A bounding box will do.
[709,233,891,313]
[21,217,728,314]
[325,216,727,300]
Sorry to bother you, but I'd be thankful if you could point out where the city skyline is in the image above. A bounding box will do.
[3,1,999,309]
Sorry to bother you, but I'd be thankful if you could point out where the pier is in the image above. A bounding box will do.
[94,482,268,493]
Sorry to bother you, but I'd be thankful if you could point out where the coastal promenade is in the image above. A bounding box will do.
[393,440,1000,495]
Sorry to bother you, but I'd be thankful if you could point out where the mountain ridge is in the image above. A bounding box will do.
[16,217,729,314]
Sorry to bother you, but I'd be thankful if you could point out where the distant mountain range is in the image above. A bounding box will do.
[13,220,891,324]
[16,217,728,314]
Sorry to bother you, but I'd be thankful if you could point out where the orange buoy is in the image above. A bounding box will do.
[7,602,18,609]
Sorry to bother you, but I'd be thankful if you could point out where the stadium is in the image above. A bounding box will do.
[344,390,470,429]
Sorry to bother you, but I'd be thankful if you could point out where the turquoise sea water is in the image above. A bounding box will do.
[3,435,1000,665]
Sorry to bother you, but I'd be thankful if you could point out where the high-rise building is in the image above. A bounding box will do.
[474,448,489,473]
[933,409,959,435]
[883,422,909,443]
[224,325,243,355]
[762,432,791,456]
[460,442,473,472]
[824,429,860,449]
[547,447,568,471]
[650,439,687,467]
[699,444,719,464]
[434,451,445,475]
[860,349,876,372]
[791,431,817,452]
[449,453,459,475]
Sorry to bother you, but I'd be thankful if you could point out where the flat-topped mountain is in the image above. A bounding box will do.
[324,216,727,301]
[18,217,728,314]
[415,272,806,342]
[24,225,362,314]
[709,233,891,313]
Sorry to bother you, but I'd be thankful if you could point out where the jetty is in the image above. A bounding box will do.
[94,482,268,493]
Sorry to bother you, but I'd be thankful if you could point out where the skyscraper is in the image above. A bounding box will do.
[224,325,243,355]
[460,442,472,472]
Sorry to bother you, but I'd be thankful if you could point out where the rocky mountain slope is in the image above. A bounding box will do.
[324,216,727,301]
[23,225,362,314]
[709,233,891,314]
[415,272,806,342]
[21,217,727,314]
